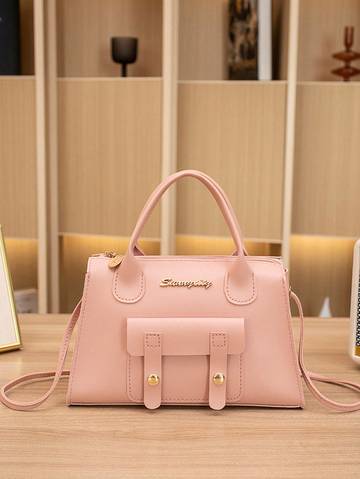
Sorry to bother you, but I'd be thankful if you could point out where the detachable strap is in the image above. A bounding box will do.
[0,301,82,411]
[291,291,360,412]
[1,292,360,412]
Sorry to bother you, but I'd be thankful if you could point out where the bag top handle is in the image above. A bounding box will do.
[128,170,245,256]
[115,170,256,304]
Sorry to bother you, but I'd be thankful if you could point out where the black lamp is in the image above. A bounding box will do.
[111,37,138,77]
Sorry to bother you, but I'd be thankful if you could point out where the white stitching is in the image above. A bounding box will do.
[211,332,227,348]
[224,271,256,305]
[145,333,161,348]
[113,270,145,303]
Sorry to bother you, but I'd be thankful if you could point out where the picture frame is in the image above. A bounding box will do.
[0,225,21,352]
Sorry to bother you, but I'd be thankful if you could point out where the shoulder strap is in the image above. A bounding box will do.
[1,293,360,411]
[291,291,360,412]
[0,301,82,411]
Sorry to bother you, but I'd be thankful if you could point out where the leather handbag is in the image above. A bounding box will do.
[1,170,360,412]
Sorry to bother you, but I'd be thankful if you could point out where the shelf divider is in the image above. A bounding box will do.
[160,0,179,255]
[281,0,300,268]
[34,0,48,313]
[45,0,60,313]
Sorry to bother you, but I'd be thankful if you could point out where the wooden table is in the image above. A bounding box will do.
[0,315,359,479]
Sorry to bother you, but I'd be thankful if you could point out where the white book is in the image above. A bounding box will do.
[258,0,272,80]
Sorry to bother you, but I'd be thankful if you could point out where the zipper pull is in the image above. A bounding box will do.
[90,251,122,268]
[104,251,116,258]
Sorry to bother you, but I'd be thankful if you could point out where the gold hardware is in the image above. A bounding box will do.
[355,346,360,357]
[213,372,225,385]
[108,254,122,269]
[160,278,212,289]
[104,251,117,258]
[147,373,160,386]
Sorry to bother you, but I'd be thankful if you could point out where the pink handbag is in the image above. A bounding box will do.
[2,170,360,412]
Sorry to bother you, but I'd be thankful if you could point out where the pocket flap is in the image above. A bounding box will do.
[127,317,245,357]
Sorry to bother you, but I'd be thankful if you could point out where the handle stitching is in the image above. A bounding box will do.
[210,332,227,348]
[113,270,145,303]
[224,271,256,305]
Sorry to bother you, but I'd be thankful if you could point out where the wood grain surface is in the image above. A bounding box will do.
[58,78,162,238]
[293,83,360,237]
[0,78,37,238]
[0,315,360,478]
[290,235,355,317]
[5,238,37,291]
[56,0,162,77]
[298,0,360,81]
[178,0,289,81]
[177,81,286,242]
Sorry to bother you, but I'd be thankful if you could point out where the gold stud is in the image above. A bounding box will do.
[147,373,160,386]
[213,372,225,385]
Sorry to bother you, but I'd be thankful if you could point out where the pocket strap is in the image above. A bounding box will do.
[209,332,228,410]
[143,333,162,410]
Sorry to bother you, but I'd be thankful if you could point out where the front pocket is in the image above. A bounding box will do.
[126,317,245,409]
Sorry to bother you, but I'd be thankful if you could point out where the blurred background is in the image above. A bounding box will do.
[0,0,359,316]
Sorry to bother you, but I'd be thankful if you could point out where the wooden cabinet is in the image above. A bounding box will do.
[177,81,286,242]
[1,0,359,315]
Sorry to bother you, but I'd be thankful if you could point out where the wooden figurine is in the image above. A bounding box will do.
[332,26,360,81]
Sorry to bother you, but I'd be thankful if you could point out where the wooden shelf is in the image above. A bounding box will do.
[58,78,162,237]
[4,0,360,315]
[179,0,289,81]
[0,75,35,80]
[179,0,227,81]
[298,0,360,82]
[290,235,355,316]
[178,80,288,85]
[58,77,162,82]
[176,235,282,256]
[0,77,37,238]
[56,0,163,78]
[297,81,360,86]
[177,81,286,241]
[293,82,360,236]
[5,238,37,291]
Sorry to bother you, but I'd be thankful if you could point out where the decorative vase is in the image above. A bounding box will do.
[111,37,138,77]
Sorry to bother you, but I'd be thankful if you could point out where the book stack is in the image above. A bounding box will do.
[228,0,272,80]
